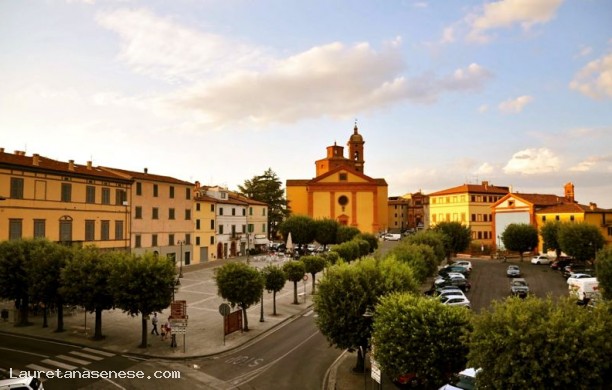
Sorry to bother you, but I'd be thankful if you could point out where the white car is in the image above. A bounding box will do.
[451,260,473,271]
[567,273,593,284]
[531,255,551,265]
[438,290,467,299]
[440,295,471,308]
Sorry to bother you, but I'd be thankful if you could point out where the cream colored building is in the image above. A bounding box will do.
[193,191,218,263]
[0,149,131,249]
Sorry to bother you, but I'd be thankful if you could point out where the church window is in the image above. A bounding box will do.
[339,173,347,181]
[338,195,349,206]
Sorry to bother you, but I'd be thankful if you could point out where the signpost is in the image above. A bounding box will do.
[169,300,188,352]
[219,303,243,345]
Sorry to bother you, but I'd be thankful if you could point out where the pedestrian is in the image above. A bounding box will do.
[161,319,169,341]
[151,313,159,335]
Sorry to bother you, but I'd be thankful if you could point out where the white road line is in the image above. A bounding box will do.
[70,351,104,361]
[25,364,54,373]
[55,354,91,365]
[303,310,314,317]
[82,348,115,357]
[40,359,76,370]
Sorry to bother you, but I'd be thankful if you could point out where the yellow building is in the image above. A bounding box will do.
[193,189,218,263]
[0,149,131,249]
[429,181,509,248]
[286,125,388,234]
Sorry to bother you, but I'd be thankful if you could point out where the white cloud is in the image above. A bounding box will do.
[503,148,561,174]
[440,27,455,44]
[498,95,533,113]
[570,155,612,172]
[478,104,489,113]
[475,162,495,175]
[466,0,563,43]
[569,53,612,99]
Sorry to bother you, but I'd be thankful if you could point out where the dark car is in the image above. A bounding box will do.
[434,275,471,292]
[562,263,594,279]
[510,278,529,298]
[550,258,571,271]
[439,265,470,277]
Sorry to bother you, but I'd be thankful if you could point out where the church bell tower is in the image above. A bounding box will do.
[348,122,365,173]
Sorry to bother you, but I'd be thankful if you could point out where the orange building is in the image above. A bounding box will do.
[286,125,388,234]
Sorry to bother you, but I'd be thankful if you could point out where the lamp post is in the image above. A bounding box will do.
[362,307,375,389]
[177,240,185,279]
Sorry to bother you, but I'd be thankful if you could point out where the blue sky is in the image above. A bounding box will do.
[1,0,611,207]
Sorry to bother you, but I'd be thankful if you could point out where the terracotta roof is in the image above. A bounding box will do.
[510,193,571,207]
[429,183,509,196]
[194,194,219,203]
[0,150,131,183]
[229,193,269,206]
[537,202,610,213]
[100,167,193,186]
[287,166,387,186]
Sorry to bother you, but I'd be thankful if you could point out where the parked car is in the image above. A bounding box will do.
[0,376,44,390]
[440,295,471,308]
[435,275,471,292]
[450,260,473,272]
[382,233,401,241]
[531,254,551,265]
[439,265,470,277]
[439,368,480,390]
[550,258,571,271]
[510,278,530,298]
[438,289,467,299]
[562,264,595,279]
[425,285,464,297]
[567,273,593,284]
[506,265,521,277]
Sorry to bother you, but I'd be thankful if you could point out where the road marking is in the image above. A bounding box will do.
[82,347,115,357]
[303,310,314,317]
[0,346,48,358]
[55,354,91,365]
[40,359,76,370]
[25,364,54,373]
[70,351,104,361]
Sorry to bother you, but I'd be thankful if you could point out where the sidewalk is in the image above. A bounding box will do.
[0,255,363,388]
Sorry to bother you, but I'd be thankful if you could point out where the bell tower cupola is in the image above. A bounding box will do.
[348,121,365,173]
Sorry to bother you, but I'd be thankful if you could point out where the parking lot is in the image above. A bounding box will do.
[463,257,570,311]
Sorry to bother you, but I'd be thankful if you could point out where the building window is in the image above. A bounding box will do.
[85,220,95,241]
[168,234,174,246]
[152,234,158,247]
[86,186,96,203]
[185,187,191,200]
[263,208,266,216]
[169,208,175,220]
[59,217,72,242]
[135,235,142,248]
[136,182,142,196]
[232,208,236,216]
[242,225,246,233]
[101,220,110,240]
[231,225,236,236]
[169,186,175,199]
[211,204,215,212]
[242,208,246,216]
[249,207,253,216]
[210,220,215,229]
[186,234,191,245]
[33,219,45,238]
[338,195,349,206]
[262,223,266,232]
[555,215,560,221]
[542,216,546,222]
[185,209,191,220]
[196,236,200,246]
[248,224,254,233]
[115,220,123,240]
[153,184,159,197]
[219,208,224,216]
[196,203,201,211]
[339,173,347,181]
[471,214,476,222]
[508,200,515,207]
[608,227,612,236]
[102,188,111,204]
[570,215,575,222]
[135,206,143,219]
[196,219,201,230]
[9,219,23,240]
[10,178,24,199]
[210,236,215,245]
[61,183,72,202]
[116,189,126,205]
[219,225,224,234]
[152,207,159,219]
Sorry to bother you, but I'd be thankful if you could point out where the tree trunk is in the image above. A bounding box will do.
[17,297,31,327]
[55,301,64,333]
[93,308,104,340]
[42,306,48,328]
[242,307,249,331]
[354,346,366,373]
[259,292,264,322]
[293,281,298,304]
[311,273,316,294]
[273,291,277,315]
[139,315,148,348]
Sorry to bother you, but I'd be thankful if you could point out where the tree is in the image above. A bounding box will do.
[331,240,360,262]
[540,221,562,258]
[433,222,471,260]
[61,247,117,340]
[279,215,316,251]
[215,262,264,331]
[386,242,438,283]
[314,218,339,249]
[558,222,605,263]
[27,240,71,331]
[596,247,612,300]
[238,168,289,240]
[468,296,612,389]
[283,261,306,304]
[372,292,471,387]
[356,232,378,253]
[336,225,361,243]
[314,257,418,372]
[111,252,176,347]
[405,230,446,263]
[261,265,286,315]
[0,239,36,326]
[301,255,327,294]
[501,223,538,261]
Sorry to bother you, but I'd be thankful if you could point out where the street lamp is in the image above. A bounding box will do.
[177,240,185,278]
[362,307,375,389]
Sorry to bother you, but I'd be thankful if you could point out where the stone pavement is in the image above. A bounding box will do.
[0,255,362,389]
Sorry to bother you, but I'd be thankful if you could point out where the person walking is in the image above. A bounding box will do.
[151,313,159,335]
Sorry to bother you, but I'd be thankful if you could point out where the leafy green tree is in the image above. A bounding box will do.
[61,247,117,340]
[28,240,71,331]
[215,262,264,331]
[356,232,378,253]
[314,257,418,372]
[238,168,289,239]
[336,225,361,243]
[540,221,562,258]
[301,255,327,294]
[279,215,316,251]
[595,247,612,300]
[372,292,471,387]
[283,261,306,304]
[501,223,538,261]
[405,230,446,263]
[314,218,339,249]
[468,296,612,389]
[261,265,286,315]
[558,222,605,262]
[111,252,176,347]
[0,239,36,326]
[322,251,340,266]
[433,221,471,260]
[387,243,438,283]
[331,240,360,262]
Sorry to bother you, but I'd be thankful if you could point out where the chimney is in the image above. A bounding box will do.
[0,148,4,153]
[32,154,40,166]
[195,181,200,190]
[86,161,92,170]
[482,180,489,190]
[564,182,575,202]
[144,168,148,174]
[590,202,597,210]
[68,160,75,171]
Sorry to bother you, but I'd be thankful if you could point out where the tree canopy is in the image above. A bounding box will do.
[501,223,538,261]
[433,221,471,259]
[595,247,612,300]
[386,242,439,283]
[0,239,38,326]
[261,265,286,315]
[278,215,316,249]
[282,260,306,304]
[215,262,264,331]
[313,218,339,249]
[558,222,605,262]
[404,230,446,263]
[540,221,562,258]
[301,255,327,294]
[336,225,361,243]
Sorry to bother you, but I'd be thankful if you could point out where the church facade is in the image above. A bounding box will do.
[286,125,388,234]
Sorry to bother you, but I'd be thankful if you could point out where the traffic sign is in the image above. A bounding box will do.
[219,303,231,316]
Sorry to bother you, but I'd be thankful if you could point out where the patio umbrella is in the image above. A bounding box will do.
[286,232,294,253]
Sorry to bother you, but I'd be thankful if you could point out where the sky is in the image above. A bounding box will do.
[1,0,611,207]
